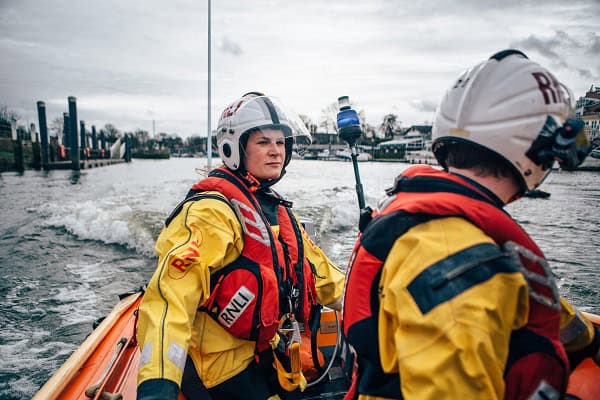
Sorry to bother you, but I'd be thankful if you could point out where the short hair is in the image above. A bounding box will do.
[443,141,520,181]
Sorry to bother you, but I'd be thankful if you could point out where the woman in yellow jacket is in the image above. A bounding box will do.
[136,92,345,400]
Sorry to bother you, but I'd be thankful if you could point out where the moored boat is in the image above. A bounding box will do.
[524,189,551,199]
[33,289,600,399]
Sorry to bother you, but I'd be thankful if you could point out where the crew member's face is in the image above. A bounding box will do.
[243,128,286,180]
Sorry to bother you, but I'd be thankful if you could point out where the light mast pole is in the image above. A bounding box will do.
[206,0,212,173]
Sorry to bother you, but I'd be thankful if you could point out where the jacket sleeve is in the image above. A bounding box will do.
[559,297,600,369]
[379,217,529,399]
[136,194,244,397]
[297,216,345,309]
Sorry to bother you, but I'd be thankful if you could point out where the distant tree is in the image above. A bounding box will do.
[125,131,139,149]
[362,123,377,141]
[104,124,119,136]
[134,129,149,142]
[0,105,20,123]
[128,129,149,149]
[319,102,339,133]
[160,134,183,153]
[49,117,63,138]
[186,135,206,153]
[379,114,400,140]
[357,109,371,139]
[299,114,311,129]
[103,123,120,144]
[299,114,318,135]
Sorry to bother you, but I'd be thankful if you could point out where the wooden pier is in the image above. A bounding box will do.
[47,159,125,170]
[0,96,131,173]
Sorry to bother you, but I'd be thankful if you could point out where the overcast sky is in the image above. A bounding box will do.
[1,0,599,138]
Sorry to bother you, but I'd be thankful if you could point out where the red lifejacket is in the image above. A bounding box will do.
[343,165,568,399]
[187,167,317,351]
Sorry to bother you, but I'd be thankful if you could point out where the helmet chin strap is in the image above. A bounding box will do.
[236,170,261,192]
[240,169,287,191]
[235,169,293,207]
[235,168,287,193]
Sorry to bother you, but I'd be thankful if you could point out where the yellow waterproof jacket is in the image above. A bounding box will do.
[345,165,597,400]
[137,191,345,390]
[358,217,597,400]
[375,216,530,399]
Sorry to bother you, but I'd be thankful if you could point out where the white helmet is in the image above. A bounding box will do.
[432,49,589,193]
[216,92,312,172]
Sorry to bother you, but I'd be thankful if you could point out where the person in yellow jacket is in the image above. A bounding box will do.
[136,92,345,400]
[342,50,600,400]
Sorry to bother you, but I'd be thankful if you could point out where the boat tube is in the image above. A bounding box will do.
[33,288,351,400]
[33,289,599,399]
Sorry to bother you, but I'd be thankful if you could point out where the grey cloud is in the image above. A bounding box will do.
[511,34,563,61]
[555,31,583,49]
[588,33,600,54]
[511,31,597,77]
[575,68,593,79]
[220,36,243,56]
[378,0,591,18]
[2,0,598,137]
[409,99,438,113]
[511,30,597,60]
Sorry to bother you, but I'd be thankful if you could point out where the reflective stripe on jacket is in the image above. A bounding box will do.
[191,168,318,350]
[137,168,344,391]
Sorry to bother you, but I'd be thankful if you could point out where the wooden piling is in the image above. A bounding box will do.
[100,130,106,156]
[92,126,98,150]
[124,134,131,162]
[79,120,86,158]
[68,97,80,171]
[37,101,50,170]
[31,123,42,170]
[11,120,24,172]
[63,112,70,149]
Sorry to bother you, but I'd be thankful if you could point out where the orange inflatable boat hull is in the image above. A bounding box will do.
[565,311,600,400]
[32,290,600,400]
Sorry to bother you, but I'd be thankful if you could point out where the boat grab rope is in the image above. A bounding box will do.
[85,337,128,400]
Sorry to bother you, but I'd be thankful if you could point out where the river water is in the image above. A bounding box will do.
[0,158,599,399]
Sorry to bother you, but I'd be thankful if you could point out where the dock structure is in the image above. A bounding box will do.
[47,159,126,170]
[0,96,132,173]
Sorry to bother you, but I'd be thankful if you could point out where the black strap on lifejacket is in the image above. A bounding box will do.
[309,303,325,373]
[285,207,306,316]
[385,173,504,209]
[164,192,234,227]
